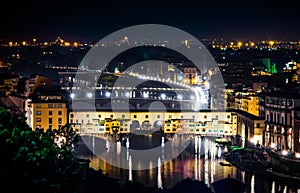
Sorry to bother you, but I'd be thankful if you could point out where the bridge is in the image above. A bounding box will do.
[69,109,238,142]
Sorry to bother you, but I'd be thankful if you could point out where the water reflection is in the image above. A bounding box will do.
[157,157,162,189]
[129,155,132,181]
[78,134,300,193]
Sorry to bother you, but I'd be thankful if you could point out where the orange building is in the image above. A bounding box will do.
[25,85,67,131]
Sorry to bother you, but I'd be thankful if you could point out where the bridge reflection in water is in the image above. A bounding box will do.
[75,134,300,193]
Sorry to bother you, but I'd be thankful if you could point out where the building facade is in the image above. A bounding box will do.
[25,86,68,131]
[263,89,300,151]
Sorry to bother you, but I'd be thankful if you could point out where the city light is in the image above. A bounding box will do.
[177,94,183,100]
[70,93,76,99]
[105,91,111,98]
[143,92,149,99]
[270,143,276,149]
[282,150,288,156]
[86,92,93,98]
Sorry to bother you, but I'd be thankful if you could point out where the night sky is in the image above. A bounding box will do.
[1,0,299,42]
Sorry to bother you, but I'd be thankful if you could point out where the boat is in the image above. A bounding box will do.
[215,137,229,144]
[219,160,233,166]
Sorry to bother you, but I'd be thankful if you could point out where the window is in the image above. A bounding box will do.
[98,114,101,118]
[227,115,230,119]
[58,118,62,124]
[256,123,260,128]
[70,119,73,123]
[157,115,160,119]
[58,111,62,115]
[48,104,53,108]
[49,118,52,124]
[169,115,172,119]
[145,115,149,119]
[36,104,41,108]
[133,115,137,119]
[57,103,62,108]
[49,125,52,129]
[122,114,125,118]
[36,111,41,115]
[110,115,113,118]
[36,118,41,122]
[86,114,89,118]
[204,115,207,119]
[70,113,74,118]
[49,111,53,115]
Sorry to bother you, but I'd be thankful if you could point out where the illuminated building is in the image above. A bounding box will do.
[236,110,265,147]
[183,67,197,85]
[260,58,277,74]
[0,74,19,96]
[263,89,300,151]
[234,91,259,116]
[25,85,67,131]
[283,60,300,83]
[293,110,300,153]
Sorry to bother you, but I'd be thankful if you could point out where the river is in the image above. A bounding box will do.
[74,133,300,193]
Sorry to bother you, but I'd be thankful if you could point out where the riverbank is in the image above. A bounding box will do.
[224,145,300,188]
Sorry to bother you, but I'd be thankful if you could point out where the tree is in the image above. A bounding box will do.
[0,107,87,193]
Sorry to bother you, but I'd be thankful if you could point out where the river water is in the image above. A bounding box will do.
[75,133,300,193]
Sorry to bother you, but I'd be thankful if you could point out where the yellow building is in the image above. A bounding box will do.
[241,95,259,116]
[234,91,259,116]
[25,89,67,131]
